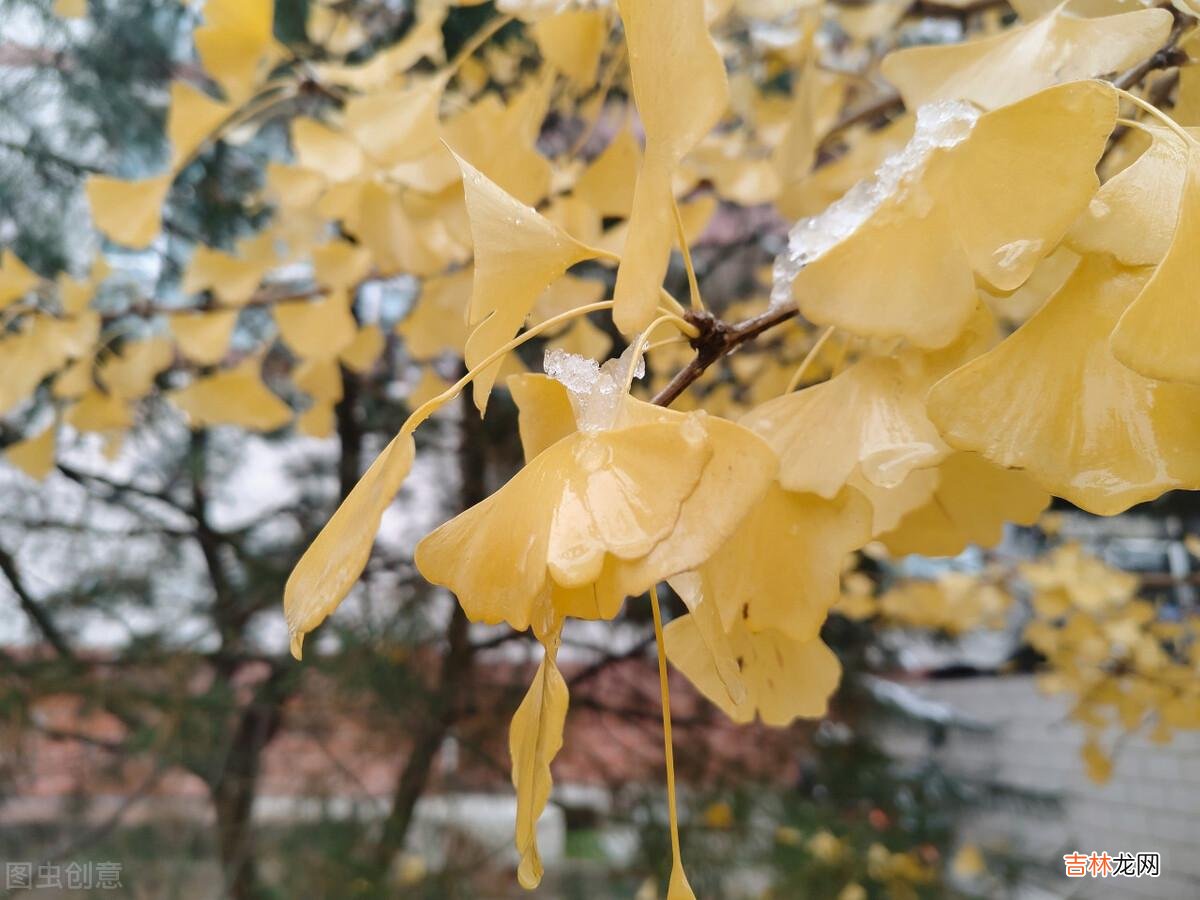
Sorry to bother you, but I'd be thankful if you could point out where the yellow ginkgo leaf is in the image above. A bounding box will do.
[595,395,778,600]
[779,114,914,222]
[545,316,612,362]
[57,275,93,316]
[740,355,949,499]
[0,251,38,308]
[293,357,343,403]
[339,325,385,373]
[773,40,844,197]
[166,82,231,169]
[169,357,292,432]
[1067,123,1187,268]
[443,82,553,206]
[879,4,1171,109]
[927,255,1200,515]
[667,572,746,704]
[695,483,872,639]
[665,614,841,726]
[1109,144,1200,384]
[850,467,939,537]
[194,0,282,103]
[352,181,449,277]
[264,162,327,210]
[54,0,87,18]
[952,844,987,880]
[312,240,372,290]
[573,125,640,219]
[292,117,364,183]
[510,632,569,890]
[182,245,271,306]
[455,154,599,410]
[53,356,94,401]
[100,337,174,400]
[530,274,607,326]
[416,420,712,631]
[396,268,472,359]
[881,452,1050,557]
[343,76,446,168]
[168,309,239,366]
[6,425,56,480]
[298,401,335,438]
[85,174,172,249]
[508,372,578,463]
[285,429,416,657]
[1082,738,1114,784]
[66,389,131,433]
[275,293,357,362]
[782,82,1115,348]
[612,0,728,332]
[532,8,608,89]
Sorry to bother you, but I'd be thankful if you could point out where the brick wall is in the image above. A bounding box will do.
[875,675,1200,899]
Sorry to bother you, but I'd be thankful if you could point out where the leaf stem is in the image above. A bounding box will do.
[650,583,688,883]
[622,315,697,394]
[672,197,705,313]
[784,325,835,394]
[1114,86,1195,146]
[402,300,616,431]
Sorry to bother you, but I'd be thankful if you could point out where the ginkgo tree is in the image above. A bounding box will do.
[4,0,1200,893]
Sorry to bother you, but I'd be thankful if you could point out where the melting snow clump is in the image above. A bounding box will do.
[544,344,645,432]
[771,99,980,307]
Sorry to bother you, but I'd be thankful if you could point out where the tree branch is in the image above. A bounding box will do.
[0,542,75,660]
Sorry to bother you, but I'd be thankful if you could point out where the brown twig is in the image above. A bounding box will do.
[651,305,799,407]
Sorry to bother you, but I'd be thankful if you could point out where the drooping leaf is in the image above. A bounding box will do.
[509,631,569,890]
[284,430,416,657]
[612,0,728,332]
